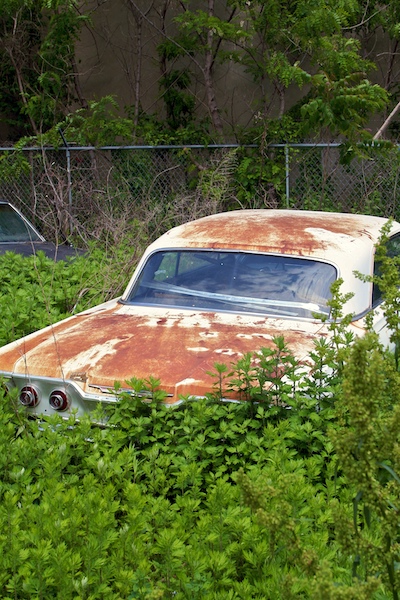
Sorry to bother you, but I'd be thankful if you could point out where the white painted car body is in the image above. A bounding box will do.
[0,209,398,417]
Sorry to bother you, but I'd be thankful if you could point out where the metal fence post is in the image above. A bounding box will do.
[285,144,290,207]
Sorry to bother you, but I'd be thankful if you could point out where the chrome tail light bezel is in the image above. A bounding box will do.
[19,385,40,408]
[49,389,70,412]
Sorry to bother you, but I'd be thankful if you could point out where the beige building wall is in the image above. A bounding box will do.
[76,0,265,134]
[76,2,400,139]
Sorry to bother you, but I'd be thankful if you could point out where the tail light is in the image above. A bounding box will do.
[49,389,70,411]
[19,385,40,407]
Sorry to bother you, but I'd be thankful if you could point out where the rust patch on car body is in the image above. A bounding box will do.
[0,302,328,403]
[158,210,393,257]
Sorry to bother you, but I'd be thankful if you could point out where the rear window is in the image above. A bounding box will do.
[126,250,337,318]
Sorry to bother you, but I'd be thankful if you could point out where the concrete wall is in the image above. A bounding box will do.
[75,0,268,133]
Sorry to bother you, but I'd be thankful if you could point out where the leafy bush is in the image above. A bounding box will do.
[0,243,140,347]
[2,326,398,599]
[0,380,348,600]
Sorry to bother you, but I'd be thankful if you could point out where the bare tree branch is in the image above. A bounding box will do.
[373,99,400,140]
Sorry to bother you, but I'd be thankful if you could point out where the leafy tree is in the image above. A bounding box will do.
[230,0,388,142]
[0,0,88,138]
[149,0,390,141]
[0,0,395,146]
[173,0,249,138]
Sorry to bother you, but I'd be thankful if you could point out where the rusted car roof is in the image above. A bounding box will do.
[146,209,391,255]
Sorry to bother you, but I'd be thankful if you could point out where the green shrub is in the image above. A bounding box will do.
[0,380,347,600]
[1,328,399,598]
[0,243,139,347]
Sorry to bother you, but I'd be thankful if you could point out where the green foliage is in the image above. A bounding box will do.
[159,71,195,130]
[356,220,400,357]
[373,227,400,341]
[197,147,239,206]
[0,252,80,345]
[0,0,88,136]
[0,0,395,146]
[0,366,346,599]
[234,148,286,207]
[0,242,140,346]
[302,72,388,141]
[50,96,135,147]
[229,0,388,142]
[332,332,400,599]
[0,148,31,180]
[157,35,197,132]
[175,10,249,48]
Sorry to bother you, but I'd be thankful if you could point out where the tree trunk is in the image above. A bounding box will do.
[203,0,224,138]
[127,0,153,137]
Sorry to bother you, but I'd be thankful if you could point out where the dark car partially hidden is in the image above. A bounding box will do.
[0,201,80,261]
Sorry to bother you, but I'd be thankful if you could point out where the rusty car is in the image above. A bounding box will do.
[0,209,398,417]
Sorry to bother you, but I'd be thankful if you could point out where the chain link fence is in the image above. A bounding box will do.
[0,143,399,246]
[282,143,400,217]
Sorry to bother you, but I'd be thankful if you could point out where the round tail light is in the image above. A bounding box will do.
[49,390,70,411]
[20,386,40,407]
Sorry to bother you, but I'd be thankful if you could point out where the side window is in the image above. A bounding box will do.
[153,252,231,282]
[153,253,178,281]
[372,235,400,305]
